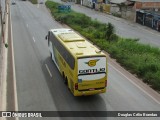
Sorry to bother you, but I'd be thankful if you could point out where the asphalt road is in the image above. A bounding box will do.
[9,1,160,120]
[53,0,160,47]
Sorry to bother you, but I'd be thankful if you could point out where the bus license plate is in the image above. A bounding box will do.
[89,88,95,91]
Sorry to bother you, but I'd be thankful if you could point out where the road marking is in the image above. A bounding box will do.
[108,63,160,105]
[37,4,39,8]
[45,64,52,78]
[32,37,35,42]
[10,7,19,120]
[26,24,28,28]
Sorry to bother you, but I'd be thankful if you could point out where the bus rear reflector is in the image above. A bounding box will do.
[89,88,95,91]
[105,80,107,87]
[75,83,78,90]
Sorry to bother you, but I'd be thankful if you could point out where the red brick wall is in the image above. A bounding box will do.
[142,2,160,8]
[134,2,142,9]
[134,2,160,9]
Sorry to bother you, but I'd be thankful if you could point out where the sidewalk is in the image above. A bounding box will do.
[0,0,4,113]
[0,15,2,112]
[0,5,4,112]
[0,0,9,113]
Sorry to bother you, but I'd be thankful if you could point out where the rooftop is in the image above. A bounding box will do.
[110,0,126,4]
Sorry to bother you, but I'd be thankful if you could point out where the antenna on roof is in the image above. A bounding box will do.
[95,50,101,53]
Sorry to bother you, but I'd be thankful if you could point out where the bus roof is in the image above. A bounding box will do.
[50,28,105,57]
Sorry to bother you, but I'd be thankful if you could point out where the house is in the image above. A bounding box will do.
[81,0,109,9]
[109,0,126,4]
[133,0,160,32]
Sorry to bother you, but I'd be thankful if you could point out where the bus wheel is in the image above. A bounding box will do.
[65,77,68,85]
[62,72,64,78]
[62,72,67,84]
[50,52,52,59]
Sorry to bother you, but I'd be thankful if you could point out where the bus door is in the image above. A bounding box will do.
[48,32,55,62]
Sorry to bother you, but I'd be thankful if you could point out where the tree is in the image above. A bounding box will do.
[105,23,115,42]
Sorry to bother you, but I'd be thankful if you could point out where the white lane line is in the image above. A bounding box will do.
[37,4,39,8]
[45,64,52,78]
[10,6,19,120]
[26,24,28,28]
[108,63,160,105]
[32,37,35,42]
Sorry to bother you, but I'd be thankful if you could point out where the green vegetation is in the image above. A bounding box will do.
[45,1,160,91]
[104,23,116,42]
[112,12,122,18]
[5,43,8,48]
[28,0,38,4]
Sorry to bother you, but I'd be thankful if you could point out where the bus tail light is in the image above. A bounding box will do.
[105,80,107,87]
[75,83,78,90]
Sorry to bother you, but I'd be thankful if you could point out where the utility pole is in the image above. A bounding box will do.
[5,0,9,48]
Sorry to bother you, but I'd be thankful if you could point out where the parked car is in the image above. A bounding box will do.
[12,0,16,5]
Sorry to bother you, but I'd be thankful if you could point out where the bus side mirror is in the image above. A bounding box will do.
[45,35,48,40]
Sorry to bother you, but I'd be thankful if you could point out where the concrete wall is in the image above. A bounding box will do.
[110,4,120,13]
[83,0,92,8]
[122,9,136,21]
[110,5,136,21]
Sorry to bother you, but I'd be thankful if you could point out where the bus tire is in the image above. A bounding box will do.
[62,72,67,84]
[65,77,68,85]
[62,72,65,79]
[50,52,52,59]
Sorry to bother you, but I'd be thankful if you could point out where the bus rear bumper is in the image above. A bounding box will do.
[74,88,106,96]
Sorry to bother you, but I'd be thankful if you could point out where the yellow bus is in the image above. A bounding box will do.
[46,28,107,96]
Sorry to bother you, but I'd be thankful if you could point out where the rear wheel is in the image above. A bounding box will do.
[65,77,68,85]
[66,77,70,91]
[62,72,67,85]
[50,52,52,60]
